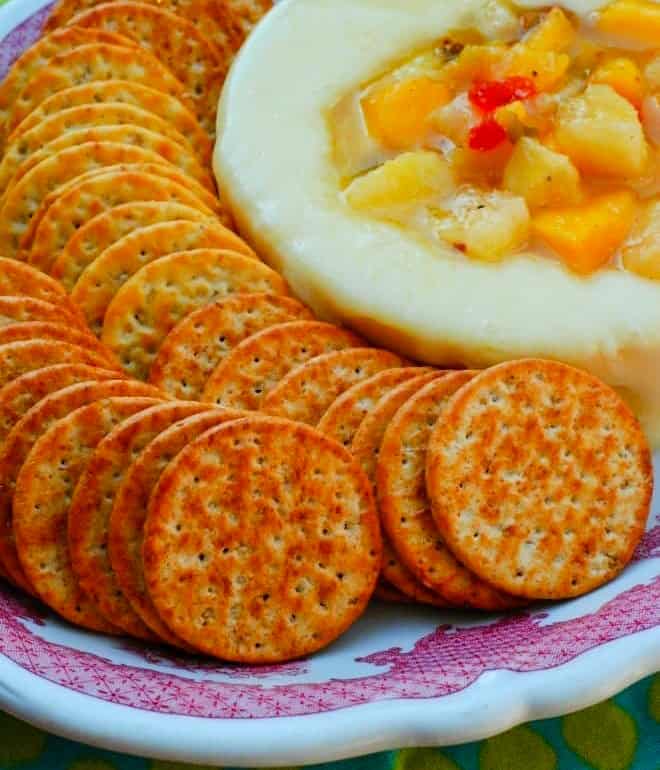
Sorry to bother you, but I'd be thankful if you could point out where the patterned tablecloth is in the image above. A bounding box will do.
[0,674,658,770]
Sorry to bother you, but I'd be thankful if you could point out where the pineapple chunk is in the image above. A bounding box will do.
[622,201,660,279]
[533,190,637,274]
[362,77,450,150]
[473,0,520,42]
[597,0,660,49]
[591,57,644,108]
[555,84,648,177]
[646,56,660,91]
[450,142,514,186]
[430,92,479,145]
[524,7,576,52]
[346,151,454,216]
[503,137,581,209]
[440,45,505,91]
[493,45,570,93]
[433,189,530,261]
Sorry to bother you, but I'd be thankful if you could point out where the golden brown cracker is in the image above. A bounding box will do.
[68,2,224,135]
[378,372,521,610]
[14,396,163,629]
[8,43,193,138]
[263,349,406,426]
[143,416,381,662]
[72,220,255,335]
[101,249,289,380]
[109,408,245,645]
[68,401,207,639]
[0,296,84,331]
[0,378,158,593]
[226,0,272,40]
[318,367,432,447]
[373,579,412,604]
[426,359,653,600]
[0,258,80,315]
[10,81,212,165]
[0,323,116,367]
[149,293,313,401]
[51,201,212,291]
[202,321,364,411]
[28,165,224,273]
[0,27,136,148]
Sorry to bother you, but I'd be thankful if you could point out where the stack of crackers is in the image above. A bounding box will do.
[0,0,652,663]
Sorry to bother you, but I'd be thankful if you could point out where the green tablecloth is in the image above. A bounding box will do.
[1,674,658,770]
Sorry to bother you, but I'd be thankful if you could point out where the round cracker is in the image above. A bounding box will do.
[69,2,224,136]
[5,124,214,194]
[69,400,207,639]
[51,201,212,290]
[0,323,116,367]
[109,408,245,645]
[28,165,225,273]
[202,321,364,411]
[0,363,120,449]
[0,102,206,193]
[352,371,449,605]
[0,142,183,259]
[263,349,406,426]
[426,359,653,600]
[8,43,193,138]
[318,367,433,447]
[143,416,381,662]
[72,220,255,335]
[0,257,69,305]
[0,27,136,148]
[378,372,521,610]
[101,249,289,380]
[0,339,112,391]
[0,379,158,592]
[44,0,242,64]
[9,81,212,165]
[149,293,314,401]
[14,396,163,629]
[0,296,85,331]
[373,579,411,604]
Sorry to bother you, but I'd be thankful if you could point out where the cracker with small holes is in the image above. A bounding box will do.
[317,367,433,447]
[7,43,193,139]
[0,142,182,260]
[143,415,381,662]
[0,324,116,368]
[351,371,449,605]
[0,363,120,449]
[0,296,85,331]
[373,579,411,604]
[0,26,136,149]
[0,258,80,314]
[426,359,653,600]
[45,0,242,79]
[149,293,314,401]
[51,202,212,291]
[4,125,214,195]
[9,81,212,165]
[378,372,522,610]
[227,0,273,40]
[0,379,158,593]
[13,396,163,629]
[27,165,225,274]
[68,2,224,135]
[109,408,245,645]
[101,249,289,380]
[202,321,364,411]
[0,102,207,194]
[72,220,255,335]
[68,401,207,639]
[263,349,406,426]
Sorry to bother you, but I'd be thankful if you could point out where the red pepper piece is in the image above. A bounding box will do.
[468,118,508,151]
[469,76,537,112]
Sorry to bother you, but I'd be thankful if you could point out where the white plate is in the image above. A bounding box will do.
[0,1,658,766]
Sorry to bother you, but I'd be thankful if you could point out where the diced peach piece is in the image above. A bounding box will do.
[503,137,581,209]
[555,84,648,177]
[434,188,530,261]
[597,0,660,48]
[524,7,576,52]
[345,151,454,215]
[533,190,637,274]
[362,77,451,150]
[440,45,505,90]
[622,201,660,279]
[591,57,644,109]
[493,45,570,93]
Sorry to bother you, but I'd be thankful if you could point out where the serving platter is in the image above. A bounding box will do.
[0,0,658,766]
